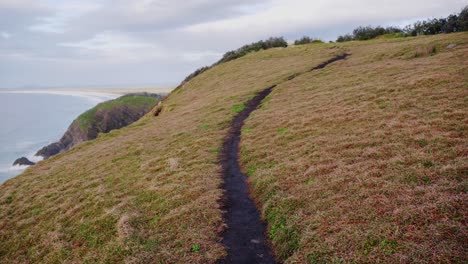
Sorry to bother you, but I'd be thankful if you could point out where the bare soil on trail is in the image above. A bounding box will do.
[218,86,276,264]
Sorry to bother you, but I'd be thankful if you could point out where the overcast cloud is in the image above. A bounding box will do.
[0,0,466,88]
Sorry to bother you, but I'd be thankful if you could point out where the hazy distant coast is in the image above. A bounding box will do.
[0,86,173,103]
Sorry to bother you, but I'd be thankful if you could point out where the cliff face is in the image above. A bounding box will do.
[35,121,89,159]
[35,93,161,159]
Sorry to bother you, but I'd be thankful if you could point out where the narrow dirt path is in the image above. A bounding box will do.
[218,85,277,264]
[218,53,350,264]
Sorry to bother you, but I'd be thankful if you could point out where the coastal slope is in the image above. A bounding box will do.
[0,33,467,263]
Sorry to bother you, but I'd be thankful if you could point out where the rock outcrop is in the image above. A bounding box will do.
[13,157,35,166]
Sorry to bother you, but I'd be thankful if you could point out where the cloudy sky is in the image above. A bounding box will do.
[0,0,466,89]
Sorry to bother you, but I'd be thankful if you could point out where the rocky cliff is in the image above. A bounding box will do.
[35,93,161,159]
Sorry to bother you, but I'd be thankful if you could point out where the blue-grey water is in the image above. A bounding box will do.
[0,92,117,184]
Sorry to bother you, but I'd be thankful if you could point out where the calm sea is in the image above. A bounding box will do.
[0,91,117,183]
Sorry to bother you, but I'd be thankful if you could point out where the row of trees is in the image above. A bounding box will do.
[337,26,403,42]
[337,6,468,42]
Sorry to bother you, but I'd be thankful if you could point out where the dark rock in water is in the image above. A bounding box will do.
[36,142,65,159]
[13,157,35,166]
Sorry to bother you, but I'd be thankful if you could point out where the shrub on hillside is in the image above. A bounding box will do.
[183,66,210,83]
[336,34,353,42]
[458,6,468,31]
[294,36,324,45]
[337,26,404,42]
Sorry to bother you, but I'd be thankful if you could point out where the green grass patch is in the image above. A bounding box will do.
[5,196,13,204]
[422,160,434,168]
[241,128,252,134]
[306,178,315,185]
[361,235,399,256]
[277,127,288,135]
[150,215,160,227]
[231,104,246,113]
[208,148,220,153]
[415,138,429,147]
[265,199,303,259]
[191,244,201,252]
[246,165,257,175]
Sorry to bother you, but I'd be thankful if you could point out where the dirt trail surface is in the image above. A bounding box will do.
[219,85,277,264]
[310,53,350,70]
[219,54,350,264]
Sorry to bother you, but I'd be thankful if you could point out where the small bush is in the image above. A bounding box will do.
[294,36,324,45]
[182,66,210,83]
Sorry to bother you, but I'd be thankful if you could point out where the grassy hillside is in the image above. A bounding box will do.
[0,33,466,263]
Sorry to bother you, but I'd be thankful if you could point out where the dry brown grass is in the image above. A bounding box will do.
[241,33,468,263]
[0,33,466,263]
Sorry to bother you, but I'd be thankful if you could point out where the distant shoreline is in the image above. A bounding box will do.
[0,86,173,104]
[0,86,174,96]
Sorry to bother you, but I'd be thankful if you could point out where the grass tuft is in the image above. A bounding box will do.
[277,127,288,135]
[191,244,201,252]
[231,104,246,113]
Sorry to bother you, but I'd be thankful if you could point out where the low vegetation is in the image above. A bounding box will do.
[337,5,468,42]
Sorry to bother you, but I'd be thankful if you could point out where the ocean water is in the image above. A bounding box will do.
[0,91,117,184]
